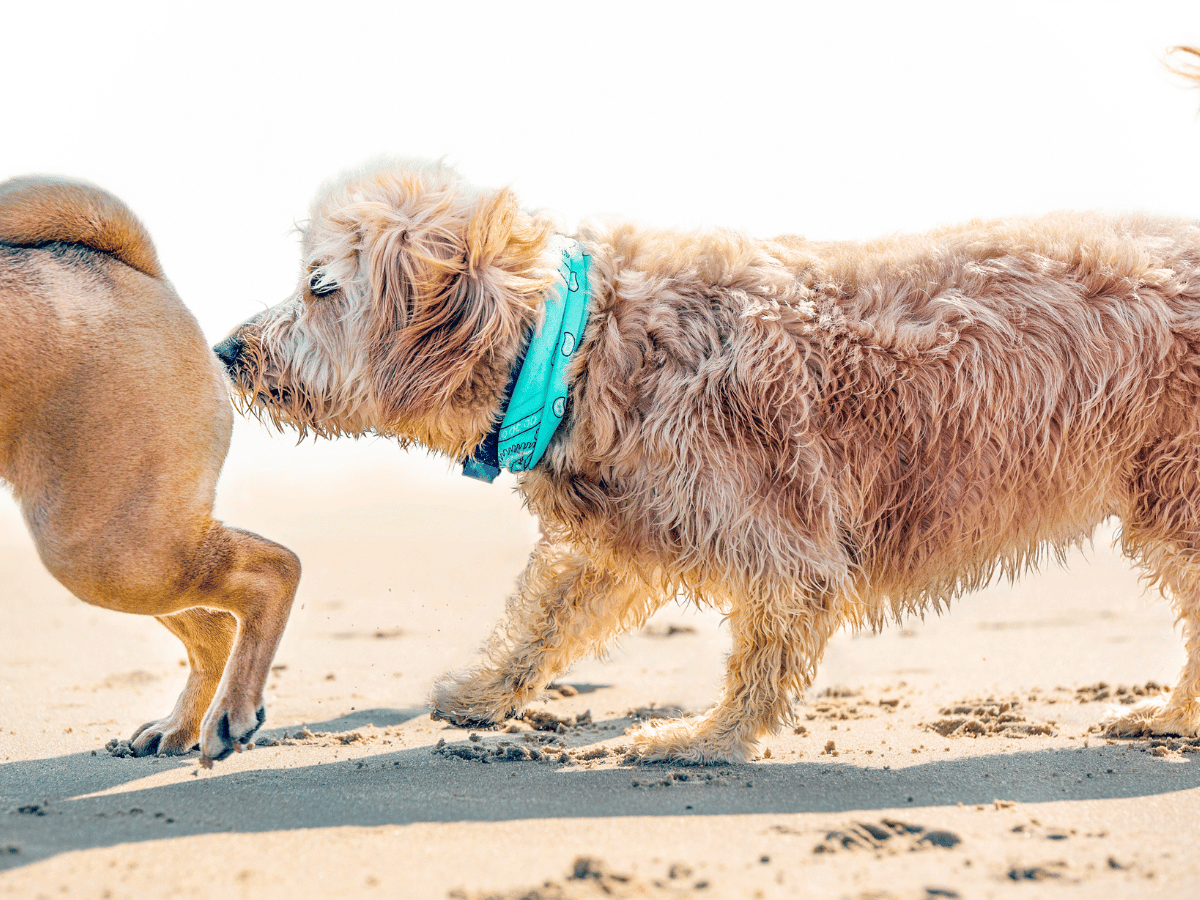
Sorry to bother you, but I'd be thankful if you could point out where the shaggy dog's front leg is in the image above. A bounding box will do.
[631,587,845,763]
[431,541,663,727]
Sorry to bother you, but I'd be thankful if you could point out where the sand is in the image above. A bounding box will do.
[2,422,1199,899]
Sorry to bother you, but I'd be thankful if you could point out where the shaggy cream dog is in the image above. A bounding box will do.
[0,177,301,766]
[217,150,1200,763]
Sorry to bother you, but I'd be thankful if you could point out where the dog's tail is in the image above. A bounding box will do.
[0,176,164,280]
[1167,45,1200,96]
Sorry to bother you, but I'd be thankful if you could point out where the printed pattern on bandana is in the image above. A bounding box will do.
[462,237,591,482]
[499,237,591,473]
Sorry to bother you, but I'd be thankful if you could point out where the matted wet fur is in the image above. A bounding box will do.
[217,68,1200,762]
[0,177,300,766]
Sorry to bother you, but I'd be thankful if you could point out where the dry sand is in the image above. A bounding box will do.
[2,422,1199,899]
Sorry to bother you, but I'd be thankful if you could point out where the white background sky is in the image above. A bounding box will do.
[3,0,1200,489]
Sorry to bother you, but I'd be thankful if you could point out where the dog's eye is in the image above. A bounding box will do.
[308,271,339,297]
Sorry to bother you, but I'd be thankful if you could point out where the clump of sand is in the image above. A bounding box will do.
[923,697,1056,739]
[813,819,962,855]
[448,856,711,899]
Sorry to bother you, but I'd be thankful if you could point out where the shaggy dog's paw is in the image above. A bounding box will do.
[429,669,520,728]
[198,704,266,768]
[128,716,200,757]
[1103,695,1200,738]
[627,715,752,765]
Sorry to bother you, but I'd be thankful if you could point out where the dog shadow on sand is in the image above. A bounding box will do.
[2,706,1197,873]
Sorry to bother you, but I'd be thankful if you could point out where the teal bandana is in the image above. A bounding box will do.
[463,237,592,483]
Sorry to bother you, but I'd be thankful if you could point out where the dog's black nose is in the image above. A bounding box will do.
[213,336,243,369]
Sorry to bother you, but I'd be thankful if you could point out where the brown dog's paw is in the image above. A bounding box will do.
[198,705,266,768]
[627,716,751,765]
[128,718,200,757]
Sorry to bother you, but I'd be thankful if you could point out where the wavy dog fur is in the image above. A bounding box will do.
[221,99,1200,762]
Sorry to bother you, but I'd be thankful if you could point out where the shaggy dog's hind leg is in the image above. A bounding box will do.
[1105,589,1200,737]
[1109,455,1200,737]
[631,585,844,764]
[431,541,663,727]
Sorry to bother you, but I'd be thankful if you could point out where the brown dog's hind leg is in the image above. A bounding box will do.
[186,526,301,766]
[129,608,238,756]
[33,513,300,765]
[430,541,662,727]
[122,526,300,765]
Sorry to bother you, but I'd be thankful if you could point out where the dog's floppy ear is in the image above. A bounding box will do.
[366,185,555,436]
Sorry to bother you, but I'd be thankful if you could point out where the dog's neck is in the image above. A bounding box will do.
[463,236,592,482]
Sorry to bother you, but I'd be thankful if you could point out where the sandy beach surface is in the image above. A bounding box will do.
[2,422,1198,899]
[2,0,1199,895]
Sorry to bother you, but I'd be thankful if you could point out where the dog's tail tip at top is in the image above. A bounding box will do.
[1167,45,1200,94]
[0,175,164,280]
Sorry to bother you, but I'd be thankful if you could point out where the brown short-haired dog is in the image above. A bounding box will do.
[214,150,1200,763]
[0,177,300,766]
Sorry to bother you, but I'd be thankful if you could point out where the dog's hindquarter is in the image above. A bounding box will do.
[0,176,221,518]
[0,242,231,584]
[825,213,1200,613]
[0,178,301,763]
